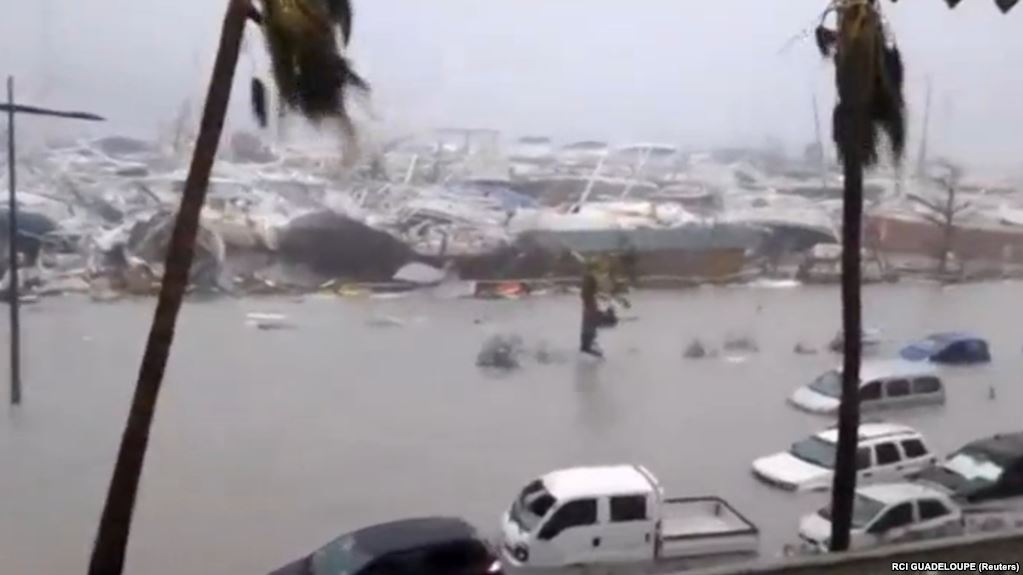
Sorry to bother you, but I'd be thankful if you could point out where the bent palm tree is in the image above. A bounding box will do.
[88,1,366,574]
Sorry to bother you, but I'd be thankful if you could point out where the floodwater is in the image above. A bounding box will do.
[1,282,1021,575]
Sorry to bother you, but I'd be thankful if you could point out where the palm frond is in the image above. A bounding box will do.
[830,1,905,168]
[324,0,353,45]
[249,0,369,141]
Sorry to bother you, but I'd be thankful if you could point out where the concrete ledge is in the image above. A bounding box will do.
[689,529,1023,575]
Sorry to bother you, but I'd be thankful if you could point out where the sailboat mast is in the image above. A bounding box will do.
[916,77,933,178]
[811,93,826,188]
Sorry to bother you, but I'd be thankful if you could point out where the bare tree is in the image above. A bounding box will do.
[910,160,971,277]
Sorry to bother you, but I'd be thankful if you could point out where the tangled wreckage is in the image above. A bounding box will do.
[3,129,1022,299]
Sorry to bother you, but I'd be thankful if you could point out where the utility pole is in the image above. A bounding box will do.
[2,77,104,406]
[6,78,19,406]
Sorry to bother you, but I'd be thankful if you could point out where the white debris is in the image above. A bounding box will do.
[393,262,446,285]
[245,312,293,330]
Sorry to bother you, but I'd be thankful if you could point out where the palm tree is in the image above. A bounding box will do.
[815,0,1015,552]
[88,2,365,574]
[815,0,905,552]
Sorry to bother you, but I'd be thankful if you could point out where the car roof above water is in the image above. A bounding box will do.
[815,422,921,444]
[832,359,940,384]
[350,517,481,557]
[858,482,950,505]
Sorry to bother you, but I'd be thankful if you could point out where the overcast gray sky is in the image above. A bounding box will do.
[1,0,1020,169]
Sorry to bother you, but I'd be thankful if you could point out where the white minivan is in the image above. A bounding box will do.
[789,359,945,415]
[752,422,938,491]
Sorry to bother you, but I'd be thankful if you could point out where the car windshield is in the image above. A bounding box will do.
[789,436,837,469]
[509,480,556,533]
[310,534,373,575]
[943,448,1005,484]
[818,493,886,529]
[808,370,843,398]
[903,337,941,360]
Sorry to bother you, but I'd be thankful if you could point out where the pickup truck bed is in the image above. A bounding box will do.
[658,497,759,560]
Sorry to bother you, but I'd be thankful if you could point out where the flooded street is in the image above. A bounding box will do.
[2,282,1022,575]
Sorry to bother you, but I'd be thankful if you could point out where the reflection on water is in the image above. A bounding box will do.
[2,282,1022,574]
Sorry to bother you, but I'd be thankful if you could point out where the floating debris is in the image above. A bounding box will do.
[683,339,715,359]
[794,342,818,355]
[245,312,294,330]
[476,333,526,370]
[723,334,759,354]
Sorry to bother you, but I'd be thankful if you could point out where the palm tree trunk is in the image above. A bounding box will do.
[87,2,250,574]
[829,120,864,553]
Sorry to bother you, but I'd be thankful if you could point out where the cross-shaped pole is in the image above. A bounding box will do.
[2,76,104,406]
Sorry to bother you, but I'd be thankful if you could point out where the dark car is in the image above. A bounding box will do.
[915,432,1023,503]
[900,332,992,365]
[269,517,502,575]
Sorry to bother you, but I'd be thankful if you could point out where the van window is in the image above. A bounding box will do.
[857,447,872,470]
[886,379,911,398]
[919,499,950,521]
[860,381,882,401]
[901,439,928,459]
[538,499,598,540]
[610,495,648,522]
[912,377,941,394]
[875,443,901,465]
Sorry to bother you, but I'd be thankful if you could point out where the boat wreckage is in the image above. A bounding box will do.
[3,130,1022,299]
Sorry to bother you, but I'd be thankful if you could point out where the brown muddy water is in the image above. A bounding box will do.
[1,282,1021,575]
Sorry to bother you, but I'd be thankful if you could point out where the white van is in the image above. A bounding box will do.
[789,359,945,415]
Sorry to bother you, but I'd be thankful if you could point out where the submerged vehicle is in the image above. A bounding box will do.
[269,517,502,575]
[752,422,937,492]
[788,359,945,416]
[900,332,992,365]
[500,465,758,571]
[828,327,883,354]
[915,431,1023,530]
[796,483,965,553]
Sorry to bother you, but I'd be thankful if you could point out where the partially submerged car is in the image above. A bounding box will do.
[789,359,945,415]
[752,422,937,492]
[797,483,965,553]
[268,517,502,575]
[900,332,992,365]
[915,431,1023,524]
[828,327,883,354]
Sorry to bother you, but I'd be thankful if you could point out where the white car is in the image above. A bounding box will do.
[789,359,945,415]
[797,482,964,553]
[753,422,938,492]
